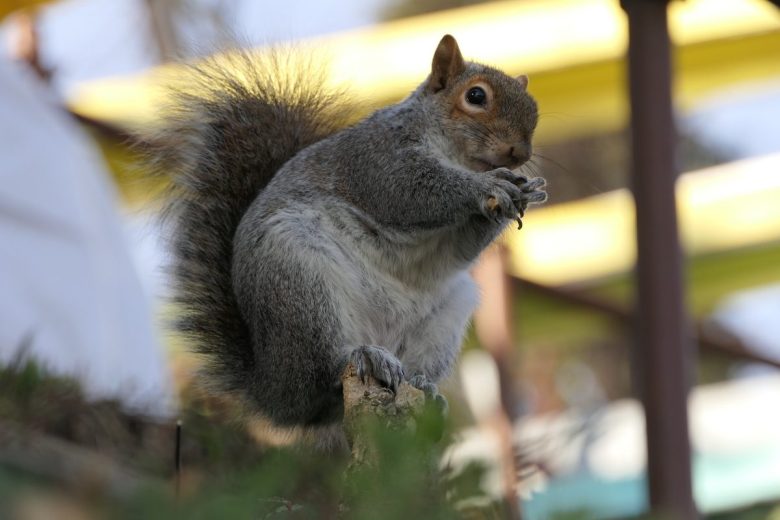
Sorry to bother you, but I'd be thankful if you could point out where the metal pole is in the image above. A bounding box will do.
[620,1,697,518]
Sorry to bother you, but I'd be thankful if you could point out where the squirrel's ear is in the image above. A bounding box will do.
[516,74,529,90]
[428,34,465,93]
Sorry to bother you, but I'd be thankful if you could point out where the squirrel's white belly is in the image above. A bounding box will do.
[298,202,478,372]
[324,237,478,371]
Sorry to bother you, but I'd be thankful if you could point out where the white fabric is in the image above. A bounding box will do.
[0,56,174,416]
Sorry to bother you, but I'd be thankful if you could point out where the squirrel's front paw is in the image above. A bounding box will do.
[479,167,527,221]
[519,176,548,204]
[350,346,405,392]
[480,168,547,225]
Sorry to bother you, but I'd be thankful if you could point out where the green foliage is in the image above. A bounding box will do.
[0,360,496,519]
[109,403,496,519]
[0,355,91,434]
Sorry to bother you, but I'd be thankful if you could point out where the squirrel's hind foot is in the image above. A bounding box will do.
[409,373,449,417]
[349,345,405,392]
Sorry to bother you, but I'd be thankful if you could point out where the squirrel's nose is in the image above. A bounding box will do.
[509,144,531,165]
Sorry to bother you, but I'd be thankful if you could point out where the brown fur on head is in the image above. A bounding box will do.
[425,34,538,173]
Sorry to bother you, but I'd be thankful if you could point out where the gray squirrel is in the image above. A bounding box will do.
[154,35,546,447]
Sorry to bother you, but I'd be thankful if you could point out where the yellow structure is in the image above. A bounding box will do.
[505,153,780,284]
[67,0,780,284]
[70,0,780,143]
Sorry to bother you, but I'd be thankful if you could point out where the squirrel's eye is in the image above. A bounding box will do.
[465,87,487,106]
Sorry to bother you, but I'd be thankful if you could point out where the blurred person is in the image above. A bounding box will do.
[0,2,173,415]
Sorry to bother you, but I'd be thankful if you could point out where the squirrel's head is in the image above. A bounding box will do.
[422,34,538,173]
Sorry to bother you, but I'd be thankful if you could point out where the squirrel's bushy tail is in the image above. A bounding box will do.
[150,50,347,397]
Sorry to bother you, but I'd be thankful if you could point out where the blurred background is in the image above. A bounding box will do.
[1,0,779,518]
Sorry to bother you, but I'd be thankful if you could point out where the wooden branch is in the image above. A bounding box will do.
[514,275,780,370]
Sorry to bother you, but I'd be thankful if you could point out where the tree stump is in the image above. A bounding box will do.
[341,363,426,469]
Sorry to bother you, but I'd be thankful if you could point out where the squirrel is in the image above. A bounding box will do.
[154,35,546,448]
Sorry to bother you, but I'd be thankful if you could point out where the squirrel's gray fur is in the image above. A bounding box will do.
[154,35,546,448]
